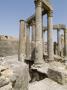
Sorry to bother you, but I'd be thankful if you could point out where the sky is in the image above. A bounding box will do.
[0,0,67,39]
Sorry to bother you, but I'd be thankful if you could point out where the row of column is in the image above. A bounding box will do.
[18,0,54,63]
[55,29,67,58]
[57,29,67,61]
[35,0,54,63]
[18,20,36,61]
[18,0,67,64]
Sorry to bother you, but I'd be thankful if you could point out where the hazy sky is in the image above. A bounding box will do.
[0,0,67,39]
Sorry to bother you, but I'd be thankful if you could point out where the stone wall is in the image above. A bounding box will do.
[0,35,18,56]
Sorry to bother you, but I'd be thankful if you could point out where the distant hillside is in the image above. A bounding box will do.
[0,35,18,56]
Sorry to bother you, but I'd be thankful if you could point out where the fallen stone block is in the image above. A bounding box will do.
[0,76,9,87]
[0,83,12,90]
[48,62,67,85]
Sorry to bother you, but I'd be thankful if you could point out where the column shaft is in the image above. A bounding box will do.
[64,29,67,60]
[31,20,35,60]
[43,31,46,54]
[34,0,44,64]
[57,29,61,56]
[26,24,31,59]
[18,20,26,61]
[47,11,54,61]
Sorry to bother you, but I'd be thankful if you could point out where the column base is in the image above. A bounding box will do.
[34,60,45,66]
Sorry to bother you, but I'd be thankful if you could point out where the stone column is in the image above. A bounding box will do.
[18,20,26,61]
[61,34,64,57]
[34,0,44,64]
[32,20,36,42]
[47,11,54,61]
[57,29,61,56]
[54,42,57,55]
[43,31,46,54]
[26,24,31,60]
[64,29,67,62]
[31,20,36,60]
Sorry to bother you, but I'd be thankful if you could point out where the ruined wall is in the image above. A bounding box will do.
[0,35,18,56]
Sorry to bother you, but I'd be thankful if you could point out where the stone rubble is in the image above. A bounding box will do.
[0,55,28,90]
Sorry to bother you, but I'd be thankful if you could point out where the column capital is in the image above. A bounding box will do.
[34,0,42,7]
[20,19,25,22]
[47,10,53,17]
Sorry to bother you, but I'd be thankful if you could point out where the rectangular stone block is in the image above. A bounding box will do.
[48,68,67,85]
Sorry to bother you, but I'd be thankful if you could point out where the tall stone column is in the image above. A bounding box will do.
[18,20,26,61]
[43,31,46,54]
[34,0,44,64]
[26,24,31,60]
[31,20,36,60]
[32,20,36,42]
[61,34,64,57]
[64,29,67,62]
[47,11,54,61]
[57,29,61,56]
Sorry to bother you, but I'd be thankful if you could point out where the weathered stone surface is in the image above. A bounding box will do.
[0,55,28,90]
[43,24,66,31]
[29,78,67,90]
[64,29,67,63]
[18,20,26,61]
[34,0,44,64]
[48,61,67,85]
[0,83,12,90]
[0,76,9,87]
[47,11,54,61]
[57,29,61,56]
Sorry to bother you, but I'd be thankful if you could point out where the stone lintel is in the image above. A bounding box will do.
[42,0,53,11]
[26,10,46,25]
[26,0,53,25]
[43,24,66,31]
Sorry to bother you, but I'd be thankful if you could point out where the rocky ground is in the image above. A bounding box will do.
[29,78,67,90]
[0,55,28,90]
[0,55,67,90]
